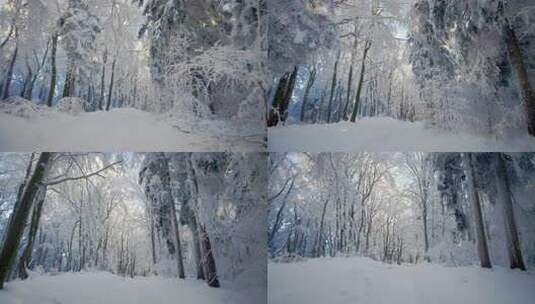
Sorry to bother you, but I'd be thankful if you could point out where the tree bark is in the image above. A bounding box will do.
[62,58,76,98]
[47,32,58,106]
[463,153,491,268]
[504,24,535,136]
[199,224,220,288]
[316,199,329,257]
[267,66,298,127]
[495,154,526,270]
[300,66,316,122]
[99,50,108,110]
[105,57,116,111]
[18,186,47,279]
[350,40,372,122]
[0,153,52,289]
[2,45,18,100]
[327,52,341,123]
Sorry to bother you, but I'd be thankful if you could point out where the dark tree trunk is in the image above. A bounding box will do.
[0,153,52,289]
[350,40,372,122]
[316,199,329,257]
[106,57,116,111]
[18,186,47,279]
[504,24,535,136]
[47,33,58,106]
[62,58,76,98]
[200,224,220,288]
[495,154,526,270]
[300,66,316,122]
[99,50,108,110]
[2,45,18,100]
[267,66,298,127]
[327,52,341,123]
[463,153,491,268]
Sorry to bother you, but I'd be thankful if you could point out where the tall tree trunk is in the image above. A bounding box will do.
[199,224,220,288]
[62,58,76,98]
[300,66,316,122]
[350,40,372,122]
[170,200,185,279]
[105,57,116,111]
[504,24,535,136]
[463,153,491,268]
[495,154,526,270]
[326,52,341,123]
[99,50,108,110]
[342,64,354,120]
[0,153,52,289]
[2,45,18,100]
[21,56,32,99]
[316,199,329,257]
[18,186,47,279]
[422,198,429,256]
[47,32,58,106]
[189,215,205,280]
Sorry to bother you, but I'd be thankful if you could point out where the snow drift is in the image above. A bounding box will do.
[268,257,535,304]
[268,118,535,152]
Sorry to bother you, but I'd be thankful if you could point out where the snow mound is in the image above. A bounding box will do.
[268,117,535,152]
[0,271,249,304]
[269,256,535,304]
[57,97,90,115]
[0,97,45,119]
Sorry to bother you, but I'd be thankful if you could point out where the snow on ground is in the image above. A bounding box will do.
[268,257,535,304]
[0,272,253,304]
[268,118,535,152]
[0,108,264,151]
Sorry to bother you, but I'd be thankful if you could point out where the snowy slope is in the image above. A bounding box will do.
[0,272,252,304]
[268,118,535,152]
[0,108,263,151]
[268,257,535,304]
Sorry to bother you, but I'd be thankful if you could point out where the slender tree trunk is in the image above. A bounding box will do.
[317,199,329,257]
[2,45,18,100]
[350,40,372,122]
[99,50,108,110]
[199,224,220,288]
[422,198,429,256]
[106,57,116,111]
[327,52,341,123]
[189,215,205,280]
[170,200,185,279]
[0,153,52,289]
[495,154,526,270]
[47,33,58,106]
[463,153,491,268]
[300,66,316,122]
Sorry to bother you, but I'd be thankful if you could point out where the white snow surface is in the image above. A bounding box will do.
[268,118,535,152]
[0,107,263,151]
[268,257,535,304]
[0,271,251,304]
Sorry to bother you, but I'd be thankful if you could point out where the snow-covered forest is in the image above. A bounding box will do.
[0,0,266,151]
[0,152,266,304]
[268,152,535,303]
[267,0,535,151]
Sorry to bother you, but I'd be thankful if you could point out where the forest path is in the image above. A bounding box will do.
[268,117,535,152]
[0,108,262,151]
[0,271,236,304]
[268,257,535,304]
